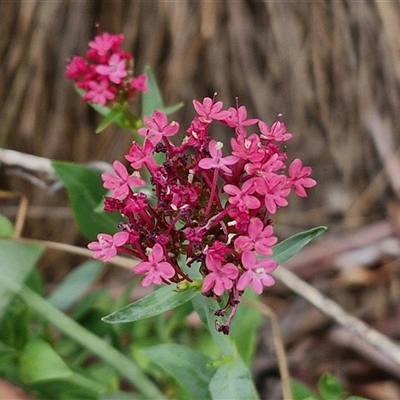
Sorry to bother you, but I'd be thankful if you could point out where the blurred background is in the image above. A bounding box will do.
[1,1,400,398]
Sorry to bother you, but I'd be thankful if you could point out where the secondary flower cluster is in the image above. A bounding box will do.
[88,97,316,333]
[66,32,147,106]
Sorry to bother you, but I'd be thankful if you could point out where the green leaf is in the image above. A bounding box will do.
[20,339,72,383]
[95,105,141,133]
[318,372,346,400]
[142,344,214,400]
[141,66,183,117]
[48,260,103,311]
[273,226,326,264]
[0,215,14,237]
[52,161,121,240]
[0,240,44,321]
[229,290,263,364]
[291,379,318,400]
[102,282,201,323]
[209,357,260,400]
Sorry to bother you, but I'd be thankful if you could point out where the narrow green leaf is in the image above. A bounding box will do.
[291,379,318,400]
[20,339,72,383]
[95,107,126,133]
[209,357,260,400]
[229,290,263,364]
[102,283,201,323]
[52,161,121,240]
[318,372,346,400]
[142,66,164,117]
[141,66,183,117]
[0,215,14,237]
[0,240,44,321]
[273,226,326,264]
[48,260,103,311]
[142,344,214,400]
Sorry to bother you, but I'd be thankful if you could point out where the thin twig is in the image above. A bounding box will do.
[273,265,400,366]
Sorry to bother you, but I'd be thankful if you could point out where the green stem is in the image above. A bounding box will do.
[0,274,166,400]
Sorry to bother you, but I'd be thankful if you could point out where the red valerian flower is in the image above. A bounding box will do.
[288,158,317,197]
[237,251,277,294]
[234,217,277,255]
[132,243,176,286]
[102,160,145,200]
[88,231,129,262]
[202,257,239,296]
[138,110,180,145]
[66,32,147,107]
[198,140,239,175]
[84,87,316,333]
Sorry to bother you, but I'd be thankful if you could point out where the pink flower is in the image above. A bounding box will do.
[288,158,316,197]
[88,32,124,56]
[244,153,284,178]
[255,175,290,214]
[138,110,180,145]
[234,218,277,255]
[131,74,148,92]
[102,160,145,200]
[202,257,239,296]
[237,251,277,294]
[132,243,176,286]
[223,180,261,211]
[231,133,265,163]
[83,79,115,106]
[88,231,129,262]
[125,140,157,171]
[96,54,128,84]
[198,140,238,175]
[66,56,88,80]
[192,97,230,123]
[258,119,292,142]
[224,105,258,131]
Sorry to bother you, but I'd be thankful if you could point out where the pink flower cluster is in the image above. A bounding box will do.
[66,32,147,106]
[88,96,316,333]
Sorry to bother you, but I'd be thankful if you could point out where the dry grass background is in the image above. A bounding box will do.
[2,1,400,398]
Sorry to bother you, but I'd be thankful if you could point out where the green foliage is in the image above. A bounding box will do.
[52,161,121,240]
[0,215,14,237]
[141,66,184,118]
[291,372,370,400]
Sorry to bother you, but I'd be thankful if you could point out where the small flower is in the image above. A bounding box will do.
[192,97,230,123]
[224,105,258,130]
[66,56,88,80]
[138,110,180,145]
[83,79,115,106]
[125,140,157,171]
[223,180,261,211]
[102,160,145,200]
[234,218,277,255]
[287,158,317,197]
[88,231,129,262]
[231,133,265,163]
[198,140,238,175]
[132,243,176,286]
[258,119,292,142]
[88,32,124,57]
[96,54,128,84]
[237,251,277,294]
[254,175,290,214]
[131,73,148,92]
[202,257,239,296]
